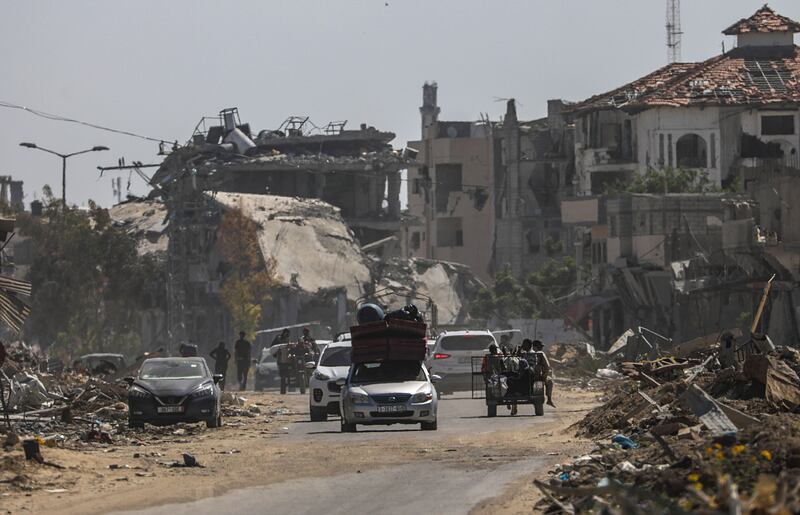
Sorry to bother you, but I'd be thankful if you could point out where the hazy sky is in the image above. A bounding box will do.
[2,0,798,207]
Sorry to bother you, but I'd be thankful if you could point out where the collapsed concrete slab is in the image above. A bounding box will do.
[213,192,371,301]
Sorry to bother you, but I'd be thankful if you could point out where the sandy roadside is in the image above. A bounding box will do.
[1,387,600,514]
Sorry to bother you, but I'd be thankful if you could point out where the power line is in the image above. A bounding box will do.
[0,100,174,144]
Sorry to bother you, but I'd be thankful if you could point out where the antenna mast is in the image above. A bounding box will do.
[666,0,683,63]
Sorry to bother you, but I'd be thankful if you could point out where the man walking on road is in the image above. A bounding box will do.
[209,341,231,390]
[530,340,556,407]
[234,331,252,391]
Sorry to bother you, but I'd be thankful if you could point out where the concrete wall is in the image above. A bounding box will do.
[562,198,599,224]
[738,32,794,48]
[635,107,722,186]
[406,133,494,283]
[503,318,586,346]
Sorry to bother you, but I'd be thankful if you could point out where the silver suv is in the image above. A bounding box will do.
[338,360,440,432]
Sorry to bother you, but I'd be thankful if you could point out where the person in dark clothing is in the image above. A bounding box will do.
[234,331,252,391]
[209,341,231,390]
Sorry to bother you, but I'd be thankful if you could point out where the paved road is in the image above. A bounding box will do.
[117,458,548,515]
[284,390,552,441]
[116,393,554,515]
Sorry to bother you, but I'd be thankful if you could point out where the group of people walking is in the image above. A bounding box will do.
[209,331,252,391]
[207,328,319,392]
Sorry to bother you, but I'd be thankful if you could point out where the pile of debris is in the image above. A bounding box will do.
[536,332,800,513]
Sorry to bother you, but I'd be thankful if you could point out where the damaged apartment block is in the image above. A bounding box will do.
[407,82,575,282]
[135,108,480,350]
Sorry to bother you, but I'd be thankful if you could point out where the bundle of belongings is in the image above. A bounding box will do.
[351,304,426,363]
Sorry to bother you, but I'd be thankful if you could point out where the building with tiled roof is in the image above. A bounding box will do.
[572,5,800,195]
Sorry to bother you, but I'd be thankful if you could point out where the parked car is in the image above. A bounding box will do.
[428,330,497,394]
[125,357,223,429]
[254,348,280,391]
[308,340,352,421]
[339,360,440,432]
[77,353,126,376]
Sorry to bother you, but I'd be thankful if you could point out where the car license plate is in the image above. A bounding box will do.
[377,405,404,413]
[157,406,185,414]
[458,357,471,363]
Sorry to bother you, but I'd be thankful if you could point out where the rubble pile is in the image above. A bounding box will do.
[537,336,800,514]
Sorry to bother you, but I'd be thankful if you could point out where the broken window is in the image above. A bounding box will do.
[411,232,421,250]
[435,164,462,213]
[761,115,795,136]
[436,217,463,247]
[601,123,621,156]
[676,133,708,168]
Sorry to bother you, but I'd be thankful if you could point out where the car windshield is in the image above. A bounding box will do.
[440,334,495,351]
[321,346,351,367]
[260,352,276,363]
[351,360,425,385]
[140,360,206,380]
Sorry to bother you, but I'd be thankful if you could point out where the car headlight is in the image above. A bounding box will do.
[411,391,433,403]
[128,385,151,399]
[349,392,370,404]
[190,382,214,398]
[313,370,330,381]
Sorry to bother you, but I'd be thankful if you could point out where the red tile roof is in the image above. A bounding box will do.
[572,46,800,113]
[570,63,697,113]
[723,5,800,35]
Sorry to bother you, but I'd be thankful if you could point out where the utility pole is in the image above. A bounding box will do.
[19,142,109,211]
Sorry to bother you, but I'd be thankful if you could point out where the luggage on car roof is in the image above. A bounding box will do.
[350,319,427,364]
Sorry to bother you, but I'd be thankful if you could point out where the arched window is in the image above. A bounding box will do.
[676,133,708,168]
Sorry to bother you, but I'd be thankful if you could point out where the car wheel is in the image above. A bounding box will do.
[534,400,544,416]
[487,404,497,418]
[310,405,328,422]
[206,410,222,428]
[421,420,437,431]
[340,417,357,433]
[128,418,144,429]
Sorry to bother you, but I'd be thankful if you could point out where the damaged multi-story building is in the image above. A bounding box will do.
[406,82,575,282]
[570,5,800,195]
[559,6,800,349]
[111,109,483,351]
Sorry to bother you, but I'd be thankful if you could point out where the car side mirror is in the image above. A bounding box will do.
[212,374,223,384]
[335,378,347,387]
[123,376,135,386]
[431,374,442,383]
[305,361,316,370]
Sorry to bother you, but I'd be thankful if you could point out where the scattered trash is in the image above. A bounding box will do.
[611,434,637,450]
[595,368,623,380]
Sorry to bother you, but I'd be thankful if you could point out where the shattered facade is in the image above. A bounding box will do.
[571,5,800,195]
[407,83,575,281]
[119,108,485,351]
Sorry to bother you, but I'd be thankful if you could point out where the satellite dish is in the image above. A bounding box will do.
[446,125,458,138]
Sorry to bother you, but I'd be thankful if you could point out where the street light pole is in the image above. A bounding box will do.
[19,142,109,211]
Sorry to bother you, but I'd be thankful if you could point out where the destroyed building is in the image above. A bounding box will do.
[570,5,800,195]
[110,110,483,351]
[407,82,575,281]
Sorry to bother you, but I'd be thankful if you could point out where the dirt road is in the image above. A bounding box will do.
[1,385,599,515]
